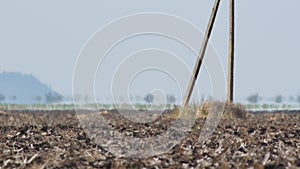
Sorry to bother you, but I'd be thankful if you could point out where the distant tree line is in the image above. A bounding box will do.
[143,93,176,104]
[0,94,5,102]
[0,92,63,103]
[45,92,63,103]
[247,94,300,104]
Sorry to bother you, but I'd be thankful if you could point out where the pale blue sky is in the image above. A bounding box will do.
[0,0,299,102]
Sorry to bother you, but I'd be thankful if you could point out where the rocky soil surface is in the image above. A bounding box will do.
[0,109,300,168]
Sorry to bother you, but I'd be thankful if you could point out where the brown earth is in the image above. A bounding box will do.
[0,109,300,169]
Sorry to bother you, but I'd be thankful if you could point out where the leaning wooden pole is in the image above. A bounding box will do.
[182,0,221,107]
[227,0,235,103]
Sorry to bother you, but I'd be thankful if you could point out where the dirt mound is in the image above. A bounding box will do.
[198,101,249,119]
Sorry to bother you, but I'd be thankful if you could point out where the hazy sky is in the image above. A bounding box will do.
[0,0,299,102]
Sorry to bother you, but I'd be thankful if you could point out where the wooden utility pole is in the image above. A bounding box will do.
[182,0,221,107]
[227,0,235,103]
